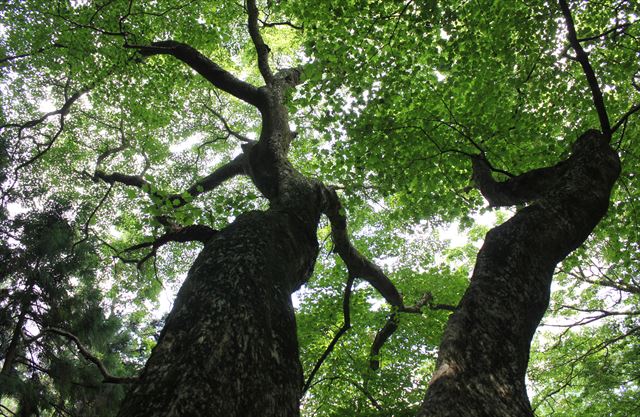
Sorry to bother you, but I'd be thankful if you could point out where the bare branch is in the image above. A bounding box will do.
[46,328,138,384]
[558,0,611,138]
[126,40,266,108]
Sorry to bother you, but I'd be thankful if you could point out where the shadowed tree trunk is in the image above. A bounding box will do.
[419,130,620,416]
[117,209,321,416]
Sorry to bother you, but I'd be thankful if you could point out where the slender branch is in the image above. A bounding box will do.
[302,274,354,395]
[203,104,253,143]
[74,183,114,249]
[558,0,611,137]
[46,328,138,384]
[126,40,266,108]
[259,18,303,30]
[246,0,274,84]
[123,224,217,268]
[577,22,632,43]
[611,102,640,135]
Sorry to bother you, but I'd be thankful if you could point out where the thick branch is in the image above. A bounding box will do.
[558,0,611,137]
[471,153,568,207]
[46,328,138,384]
[174,153,248,207]
[247,0,274,84]
[321,187,403,306]
[126,41,265,108]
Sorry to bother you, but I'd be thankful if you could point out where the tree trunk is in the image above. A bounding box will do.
[117,209,319,417]
[419,131,620,417]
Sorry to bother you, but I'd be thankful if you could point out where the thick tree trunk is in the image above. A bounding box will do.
[419,131,620,417]
[117,209,319,417]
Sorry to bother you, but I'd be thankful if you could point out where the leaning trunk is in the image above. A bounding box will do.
[117,209,319,417]
[419,131,620,416]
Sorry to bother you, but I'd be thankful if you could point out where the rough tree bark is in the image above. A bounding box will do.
[419,130,620,416]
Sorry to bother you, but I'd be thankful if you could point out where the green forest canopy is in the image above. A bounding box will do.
[0,0,639,416]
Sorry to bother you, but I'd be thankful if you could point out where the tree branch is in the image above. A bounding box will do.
[202,104,253,143]
[126,40,266,108]
[558,0,611,137]
[46,328,138,384]
[577,22,632,43]
[611,102,640,135]
[123,224,217,268]
[471,151,569,207]
[369,292,452,370]
[302,274,354,395]
[321,187,403,306]
[246,0,274,84]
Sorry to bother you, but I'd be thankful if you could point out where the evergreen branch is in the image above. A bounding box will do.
[46,328,139,384]
[302,274,354,395]
[558,0,611,138]
[125,40,266,108]
[247,0,274,84]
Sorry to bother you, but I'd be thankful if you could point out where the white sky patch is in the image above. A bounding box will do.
[108,224,123,239]
[434,70,447,82]
[38,99,57,113]
[169,132,204,153]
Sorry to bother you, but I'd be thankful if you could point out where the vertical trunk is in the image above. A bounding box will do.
[117,209,319,417]
[1,308,27,378]
[419,131,620,417]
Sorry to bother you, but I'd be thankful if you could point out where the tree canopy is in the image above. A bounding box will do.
[1,0,639,416]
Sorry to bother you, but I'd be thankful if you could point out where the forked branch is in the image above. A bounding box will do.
[124,224,217,268]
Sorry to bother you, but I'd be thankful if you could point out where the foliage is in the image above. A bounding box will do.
[0,0,639,416]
